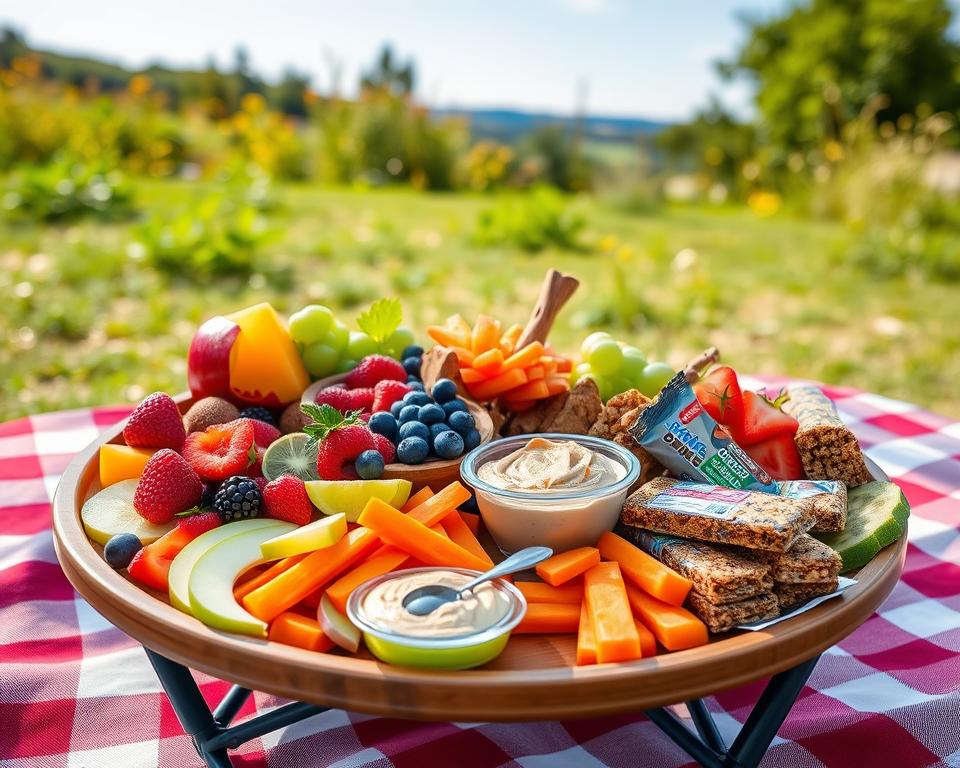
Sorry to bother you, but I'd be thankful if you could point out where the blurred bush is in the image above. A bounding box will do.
[471,187,588,252]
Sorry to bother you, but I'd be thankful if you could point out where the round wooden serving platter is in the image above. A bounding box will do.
[53,404,906,723]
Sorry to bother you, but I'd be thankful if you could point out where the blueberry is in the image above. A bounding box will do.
[406,380,425,391]
[447,410,476,436]
[355,449,385,479]
[441,399,468,417]
[397,436,430,464]
[430,378,458,404]
[402,344,424,359]
[418,403,445,425]
[368,411,398,440]
[432,429,464,459]
[429,422,449,442]
[406,374,421,384]
[399,420,430,441]
[398,404,420,424]
[463,428,482,451]
[403,391,431,407]
[104,533,142,569]
[390,400,404,418]
[402,356,422,376]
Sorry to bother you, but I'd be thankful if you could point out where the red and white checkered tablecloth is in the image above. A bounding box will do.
[2,381,959,768]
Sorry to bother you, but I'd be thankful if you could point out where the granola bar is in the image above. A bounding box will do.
[621,477,817,552]
[757,534,842,583]
[505,377,603,437]
[782,385,872,486]
[778,480,847,533]
[686,591,779,633]
[618,527,773,605]
[774,578,840,611]
[589,389,665,485]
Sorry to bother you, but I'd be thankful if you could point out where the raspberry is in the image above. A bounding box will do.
[182,420,255,481]
[344,355,406,389]
[134,449,203,524]
[371,380,410,412]
[314,387,373,413]
[176,510,222,538]
[315,425,377,480]
[262,475,313,526]
[372,433,396,464]
[123,392,186,451]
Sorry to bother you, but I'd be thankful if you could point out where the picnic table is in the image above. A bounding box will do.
[2,381,959,768]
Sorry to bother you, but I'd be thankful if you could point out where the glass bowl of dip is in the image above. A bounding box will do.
[460,434,641,554]
[346,567,527,669]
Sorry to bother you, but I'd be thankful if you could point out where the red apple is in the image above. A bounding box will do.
[187,315,240,401]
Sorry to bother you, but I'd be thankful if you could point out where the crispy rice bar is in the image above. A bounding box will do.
[686,591,779,633]
[756,534,842,583]
[774,578,840,611]
[778,480,847,533]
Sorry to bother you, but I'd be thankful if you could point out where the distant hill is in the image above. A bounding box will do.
[435,108,669,144]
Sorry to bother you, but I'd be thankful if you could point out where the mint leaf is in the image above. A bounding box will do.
[301,403,362,447]
[356,298,402,344]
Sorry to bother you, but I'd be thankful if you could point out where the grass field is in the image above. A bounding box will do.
[3,179,958,420]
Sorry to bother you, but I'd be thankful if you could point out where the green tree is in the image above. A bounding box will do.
[360,45,415,97]
[721,0,960,150]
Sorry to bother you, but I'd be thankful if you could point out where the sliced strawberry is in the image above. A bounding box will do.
[732,390,799,447]
[743,434,804,480]
[692,366,743,428]
[127,527,194,591]
[182,420,255,481]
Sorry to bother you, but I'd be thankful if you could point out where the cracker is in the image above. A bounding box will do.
[618,527,772,605]
[506,377,603,437]
[757,534,842,583]
[686,591,779,633]
[589,389,664,484]
[778,480,847,533]
[782,385,872,486]
[621,477,817,552]
[774,578,840,610]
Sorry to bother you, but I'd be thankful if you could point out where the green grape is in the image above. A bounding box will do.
[383,326,416,359]
[302,343,339,378]
[347,331,379,360]
[580,331,612,359]
[288,305,334,344]
[606,375,634,400]
[335,357,358,374]
[621,347,648,380]
[638,362,675,397]
[326,321,350,354]
[588,339,623,376]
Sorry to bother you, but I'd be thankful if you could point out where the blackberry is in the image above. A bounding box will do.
[213,475,262,522]
[239,406,277,427]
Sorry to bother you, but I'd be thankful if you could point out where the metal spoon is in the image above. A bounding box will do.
[402,546,553,616]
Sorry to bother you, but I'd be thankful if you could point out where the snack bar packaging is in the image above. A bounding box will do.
[628,373,779,493]
[621,476,817,552]
[774,578,840,611]
[778,479,847,533]
[756,534,843,584]
[685,591,779,634]
[619,528,773,605]
[782,384,872,486]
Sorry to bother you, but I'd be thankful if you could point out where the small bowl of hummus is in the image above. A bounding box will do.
[460,434,641,553]
[346,567,526,669]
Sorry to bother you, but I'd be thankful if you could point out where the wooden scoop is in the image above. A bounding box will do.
[515,269,580,349]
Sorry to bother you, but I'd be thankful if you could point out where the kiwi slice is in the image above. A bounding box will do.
[814,481,910,572]
[261,433,319,482]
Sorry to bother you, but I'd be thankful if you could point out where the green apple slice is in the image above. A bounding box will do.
[81,479,175,546]
[304,479,412,522]
[318,594,361,652]
[260,514,347,560]
[169,519,278,613]
[188,521,295,637]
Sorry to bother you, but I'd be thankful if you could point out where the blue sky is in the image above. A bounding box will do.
[0,0,861,120]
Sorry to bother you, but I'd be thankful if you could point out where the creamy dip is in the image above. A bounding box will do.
[361,570,512,638]
[477,437,627,492]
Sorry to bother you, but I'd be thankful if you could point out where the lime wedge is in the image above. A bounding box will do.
[261,433,319,482]
[304,479,412,522]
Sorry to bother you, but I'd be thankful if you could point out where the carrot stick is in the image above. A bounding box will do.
[501,398,536,412]
[325,547,409,613]
[234,553,308,601]
[515,580,584,605]
[472,347,504,375]
[524,365,545,381]
[536,547,600,586]
[458,510,480,534]
[467,368,527,401]
[446,313,473,338]
[401,485,435,512]
[584,562,641,663]
[242,527,380,623]
[544,377,570,396]
[427,325,468,349]
[635,618,657,657]
[405,481,471,524]
[268,612,334,652]
[500,323,524,355]
[545,355,573,373]
[448,346,476,366]
[624,582,708,651]
[440,510,493,566]
[460,367,485,384]
[358,498,491,571]
[597,531,692,607]
[471,315,501,354]
[502,378,550,401]
[502,341,545,371]
[576,601,597,665]
[515,602,580,634]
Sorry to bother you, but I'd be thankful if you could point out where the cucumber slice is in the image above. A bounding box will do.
[814,481,910,572]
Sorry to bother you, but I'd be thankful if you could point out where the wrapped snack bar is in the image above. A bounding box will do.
[621,477,817,552]
[782,384,872,486]
[774,578,840,611]
[686,592,779,634]
[778,479,847,533]
[757,534,842,583]
[619,528,773,605]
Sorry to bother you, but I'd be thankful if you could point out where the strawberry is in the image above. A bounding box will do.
[231,417,281,449]
[253,476,269,493]
[344,354,406,389]
[262,475,313,526]
[247,445,266,478]
[182,420,255,481]
[128,527,193,591]
[314,386,374,413]
[731,390,799,447]
[692,367,743,428]
[371,380,410,412]
[372,432,396,464]
[123,392,186,451]
[133,449,203,524]
[176,510,222,537]
[303,404,378,480]
[744,434,804,480]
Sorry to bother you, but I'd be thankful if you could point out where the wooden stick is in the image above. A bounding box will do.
[515,269,580,350]
[682,347,720,383]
